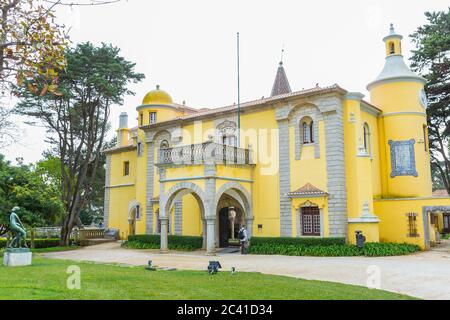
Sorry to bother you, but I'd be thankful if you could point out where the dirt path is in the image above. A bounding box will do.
[42,242,450,300]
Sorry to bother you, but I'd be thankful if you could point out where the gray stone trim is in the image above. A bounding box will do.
[278,119,292,236]
[103,155,112,227]
[105,183,135,189]
[145,142,155,234]
[323,99,348,238]
[174,200,183,235]
[214,181,253,220]
[204,164,217,219]
[361,103,381,117]
[160,176,253,183]
[381,111,426,118]
[160,181,207,220]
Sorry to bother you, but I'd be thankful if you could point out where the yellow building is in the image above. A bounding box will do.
[104,25,450,255]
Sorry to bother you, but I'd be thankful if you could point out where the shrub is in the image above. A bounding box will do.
[248,241,420,257]
[249,237,346,247]
[0,238,61,249]
[124,235,203,251]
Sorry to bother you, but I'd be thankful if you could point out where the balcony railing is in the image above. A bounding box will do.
[157,142,252,166]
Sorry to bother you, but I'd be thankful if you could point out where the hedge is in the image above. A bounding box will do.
[248,242,420,257]
[249,237,346,247]
[0,238,61,249]
[124,234,203,251]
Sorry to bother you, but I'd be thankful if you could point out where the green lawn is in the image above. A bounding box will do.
[0,255,415,300]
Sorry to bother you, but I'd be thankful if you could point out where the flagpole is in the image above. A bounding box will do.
[237,32,241,147]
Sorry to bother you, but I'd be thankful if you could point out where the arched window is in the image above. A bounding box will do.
[301,117,313,144]
[363,123,371,155]
[389,42,395,54]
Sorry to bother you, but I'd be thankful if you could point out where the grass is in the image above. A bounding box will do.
[0,256,416,300]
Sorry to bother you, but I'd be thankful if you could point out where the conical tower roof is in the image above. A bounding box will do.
[271,61,292,97]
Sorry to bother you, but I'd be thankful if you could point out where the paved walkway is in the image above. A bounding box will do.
[42,242,450,300]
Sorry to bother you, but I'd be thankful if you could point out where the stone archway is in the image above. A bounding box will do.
[128,200,141,236]
[160,182,209,253]
[214,182,253,245]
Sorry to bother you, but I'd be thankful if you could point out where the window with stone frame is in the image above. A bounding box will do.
[301,206,320,236]
[123,161,130,176]
[150,112,157,124]
[406,212,419,237]
[301,117,314,144]
[217,120,237,146]
[363,123,371,155]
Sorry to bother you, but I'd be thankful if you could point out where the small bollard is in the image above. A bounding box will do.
[355,230,366,249]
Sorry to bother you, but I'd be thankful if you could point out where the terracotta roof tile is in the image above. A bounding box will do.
[287,183,328,198]
[433,189,449,197]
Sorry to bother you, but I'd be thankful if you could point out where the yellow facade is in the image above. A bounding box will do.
[104,25,450,254]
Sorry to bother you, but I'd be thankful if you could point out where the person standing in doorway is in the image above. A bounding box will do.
[238,225,249,254]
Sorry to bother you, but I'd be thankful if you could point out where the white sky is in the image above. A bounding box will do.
[2,0,449,164]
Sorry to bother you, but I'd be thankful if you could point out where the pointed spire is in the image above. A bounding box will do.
[271,60,292,97]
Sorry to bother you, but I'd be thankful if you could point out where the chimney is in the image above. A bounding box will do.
[117,112,130,147]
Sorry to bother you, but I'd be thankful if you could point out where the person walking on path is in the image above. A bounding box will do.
[238,226,249,254]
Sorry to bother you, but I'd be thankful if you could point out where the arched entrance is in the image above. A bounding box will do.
[160,182,206,253]
[128,200,141,237]
[128,208,136,236]
[217,195,245,247]
[214,182,253,248]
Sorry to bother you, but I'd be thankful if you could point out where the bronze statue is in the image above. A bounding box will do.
[8,207,28,249]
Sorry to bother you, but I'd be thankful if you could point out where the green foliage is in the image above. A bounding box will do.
[0,154,65,230]
[15,42,145,245]
[410,8,450,192]
[0,238,61,249]
[250,237,346,247]
[248,241,420,257]
[124,235,203,251]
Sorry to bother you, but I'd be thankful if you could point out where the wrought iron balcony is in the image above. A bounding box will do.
[157,142,252,166]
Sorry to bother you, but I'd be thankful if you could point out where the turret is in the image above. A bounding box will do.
[117,112,130,147]
[368,24,431,198]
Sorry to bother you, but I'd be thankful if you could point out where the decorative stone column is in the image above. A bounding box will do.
[205,218,216,256]
[160,217,169,253]
[145,141,155,234]
[202,219,207,249]
[277,119,292,236]
[246,217,254,239]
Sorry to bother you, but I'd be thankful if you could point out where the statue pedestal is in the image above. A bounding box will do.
[3,248,32,267]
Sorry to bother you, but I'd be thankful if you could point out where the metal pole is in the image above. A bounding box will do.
[237,32,241,147]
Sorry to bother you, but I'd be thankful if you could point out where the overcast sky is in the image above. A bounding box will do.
[2,0,448,164]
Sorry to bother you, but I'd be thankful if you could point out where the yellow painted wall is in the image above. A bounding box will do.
[241,108,280,237]
[290,121,328,192]
[181,194,203,236]
[348,223,379,244]
[138,106,182,126]
[374,197,450,249]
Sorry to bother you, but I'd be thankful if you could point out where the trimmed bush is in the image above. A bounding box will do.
[249,237,346,247]
[248,241,420,257]
[0,238,61,249]
[124,234,203,251]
